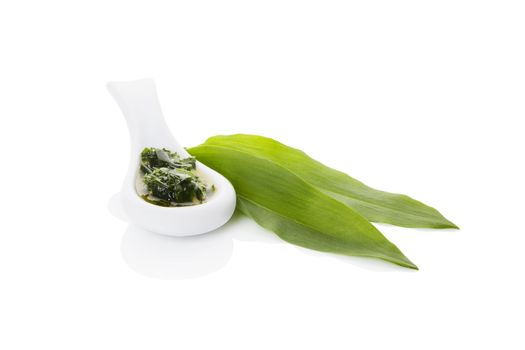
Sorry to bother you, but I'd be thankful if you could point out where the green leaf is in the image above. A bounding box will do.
[189,138,418,269]
[191,134,457,229]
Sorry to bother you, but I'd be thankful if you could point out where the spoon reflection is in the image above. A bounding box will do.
[121,224,234,280]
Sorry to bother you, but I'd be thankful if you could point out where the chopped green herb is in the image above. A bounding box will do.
[139,147,210,207]
[140,147,196,173]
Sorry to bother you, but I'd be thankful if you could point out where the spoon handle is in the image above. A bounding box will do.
[107,79,188,156]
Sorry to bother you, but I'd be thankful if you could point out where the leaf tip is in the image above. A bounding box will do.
[394,256,419,270]
[377,249,419,270]
[441,217,460,230]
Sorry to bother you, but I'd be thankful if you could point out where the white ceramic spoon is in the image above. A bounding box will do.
[107,79,236,236]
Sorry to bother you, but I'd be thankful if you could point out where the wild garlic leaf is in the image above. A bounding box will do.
[192,134,457,229]
[188,141,418,269]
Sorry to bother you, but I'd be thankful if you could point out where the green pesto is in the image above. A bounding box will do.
[139,147,209,207]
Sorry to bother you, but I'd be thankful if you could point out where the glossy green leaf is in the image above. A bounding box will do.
[191,134,457,229]
[189,137,418,269]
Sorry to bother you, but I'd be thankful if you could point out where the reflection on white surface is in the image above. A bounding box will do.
[111,192,278,280]
[110,193,412,279]
[110,192,233,279]
[118,211,281,280]
[121,224,234,280]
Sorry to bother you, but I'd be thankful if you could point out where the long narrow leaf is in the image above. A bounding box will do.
[194,134,457,229]
[189,141,418,269]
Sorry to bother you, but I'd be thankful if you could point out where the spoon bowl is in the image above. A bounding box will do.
[107,79,236,236]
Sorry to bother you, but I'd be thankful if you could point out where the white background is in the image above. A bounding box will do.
[1,1,524,349]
